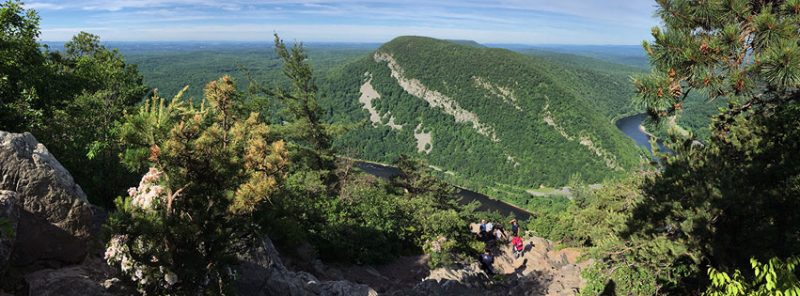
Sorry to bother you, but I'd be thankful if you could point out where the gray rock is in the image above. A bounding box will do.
[24,255,125,296]
[25,264,110,296]
[0,191,18,273]
[316,280,378,296]
[236,236,377,296]
[0,131,93,268]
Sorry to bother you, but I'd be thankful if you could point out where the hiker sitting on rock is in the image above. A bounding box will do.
[511,235,524,258]
[479,248,495,275]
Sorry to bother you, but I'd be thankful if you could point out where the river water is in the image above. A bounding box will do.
[352,113,667,221]
[615,114,669,154]
[353,162,533,220]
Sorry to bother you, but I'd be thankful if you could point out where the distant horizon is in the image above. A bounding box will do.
[27,1,659,45]
[39,39,645,47]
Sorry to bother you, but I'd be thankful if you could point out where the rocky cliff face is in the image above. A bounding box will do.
[237,236,377,296]
[0,131,94,270]
[0,191,18,275]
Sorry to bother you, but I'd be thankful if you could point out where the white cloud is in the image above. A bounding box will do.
[23,2,64,10]
[34,0,659,44]
[40,23,640,44]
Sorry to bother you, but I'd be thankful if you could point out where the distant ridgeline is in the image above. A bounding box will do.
[318,36,644,193]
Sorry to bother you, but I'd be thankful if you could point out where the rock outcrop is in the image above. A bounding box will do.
[390,225,588,296]
[236,236,378,296]
[24,256,122,296]
[0,131,93,269]
[0,191,18,273]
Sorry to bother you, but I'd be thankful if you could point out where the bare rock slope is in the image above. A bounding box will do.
[0,131,93,269]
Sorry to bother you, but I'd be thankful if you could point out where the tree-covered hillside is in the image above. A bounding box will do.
[516,46,726,139]
[320,36,644,196]
[122,45,374,100]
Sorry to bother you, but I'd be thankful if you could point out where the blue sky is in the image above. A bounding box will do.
[26,0,660,45]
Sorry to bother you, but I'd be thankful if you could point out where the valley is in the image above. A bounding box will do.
[93,37,686,212]
[4,2,798,295]
[323,37,645,202]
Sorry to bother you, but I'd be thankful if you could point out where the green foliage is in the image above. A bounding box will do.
[526,175,702,295]
[634,0,800,137]
[271,34,332,155]
[244,35,342,206]
[621,101,800,293]
[120,44,372,102]
[49,33,148,207]
[0,1,148,207]
[273,156,479,266]
[320,36,643,208]
[618,0,800,293]
[561,2,800,292]
[706,257,800,296]
[515,48,644,118]
[229,38,480,267]
[0,0,45,130]
[107,76,289,294]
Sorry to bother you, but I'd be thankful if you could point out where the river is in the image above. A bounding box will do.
[352,113,667,221]
[615,113,669,154]
[353,162,533,220]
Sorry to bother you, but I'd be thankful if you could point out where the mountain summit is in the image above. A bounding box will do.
[321,36,642,193]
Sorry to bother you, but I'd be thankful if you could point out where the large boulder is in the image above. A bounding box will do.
[0,131,93,268]
[24,256,126,296]
[236,236,377,296]
[0,191,18,273]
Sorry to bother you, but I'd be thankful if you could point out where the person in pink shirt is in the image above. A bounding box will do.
[511,235,524,258]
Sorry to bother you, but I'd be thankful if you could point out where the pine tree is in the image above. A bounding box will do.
[634,0,800,133]
[621,0,800,293]
[247,34,339,198]
[107,76,288,294]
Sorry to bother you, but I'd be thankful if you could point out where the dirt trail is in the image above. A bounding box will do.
[282,224,589,295]
[419,224,591,295]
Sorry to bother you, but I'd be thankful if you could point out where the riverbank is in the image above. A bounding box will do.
[638,122,658,139]
[343,158,533,220]
[340,113,661,220]
[615,113,672,154]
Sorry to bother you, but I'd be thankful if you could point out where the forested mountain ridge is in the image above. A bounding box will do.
[320,36,644,194]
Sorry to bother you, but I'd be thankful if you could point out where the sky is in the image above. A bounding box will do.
[25,0,661,45]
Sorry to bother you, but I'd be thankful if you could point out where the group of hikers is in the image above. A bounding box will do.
[477,218,525,275]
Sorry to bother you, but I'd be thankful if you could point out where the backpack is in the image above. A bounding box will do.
[481,253,494,265]
[512,237,523,251]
